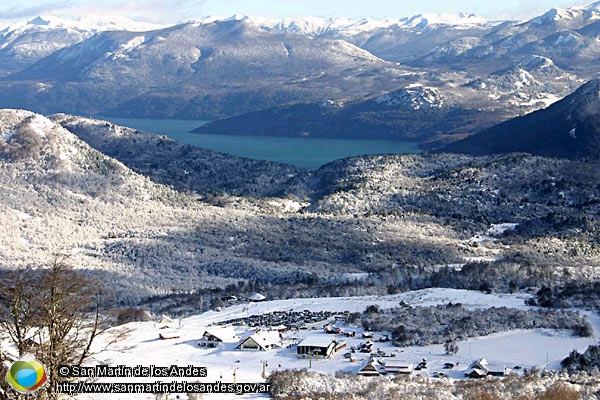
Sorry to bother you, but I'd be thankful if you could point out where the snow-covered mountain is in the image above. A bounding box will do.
[529,2,600,27]
[417,1,600,75]
[443,78,600,158]
[0,18,410,118]
[1,3,600,130]
[465,55,582,108]
[239,13,497,63]
[0,15,164,75]
[188,12,493,37]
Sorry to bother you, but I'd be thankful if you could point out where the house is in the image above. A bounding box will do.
[383,359,413,375]
[464,358,510,378]
[235,330,281,351]
[465,358,489,378]
[249,293,266,302]
[198,326,237,348]
[297,336,339,358]
[358,358,385,376]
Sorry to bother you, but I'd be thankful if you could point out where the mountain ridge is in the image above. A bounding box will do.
[440,78,600,158]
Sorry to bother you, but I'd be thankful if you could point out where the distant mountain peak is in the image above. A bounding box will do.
[27,16,51,26]
[182,13,492,37]
[402,12,488,29]
[529,2,600,25]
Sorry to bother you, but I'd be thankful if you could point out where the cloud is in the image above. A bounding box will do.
[0,1,76,20]
[0,0,209,23]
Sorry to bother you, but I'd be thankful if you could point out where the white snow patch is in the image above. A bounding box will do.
[121,36,145,52]
[518,92,562,107]
[487,223,518,236]
[10,209,32,219]
[28,115,53,138]
[267,199,309,213]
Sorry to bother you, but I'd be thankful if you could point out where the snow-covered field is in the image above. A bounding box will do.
[69,288,600,399]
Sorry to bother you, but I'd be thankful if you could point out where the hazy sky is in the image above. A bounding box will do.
[0,0,594,23]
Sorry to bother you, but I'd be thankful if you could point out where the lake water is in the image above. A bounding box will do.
[99,117,421,170]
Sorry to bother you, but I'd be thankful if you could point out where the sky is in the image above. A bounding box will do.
[0,0,595,24]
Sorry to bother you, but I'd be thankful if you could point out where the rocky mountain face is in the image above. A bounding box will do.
[441,78,600,158]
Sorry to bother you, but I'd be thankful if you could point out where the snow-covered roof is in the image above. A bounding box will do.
[358,358,385,375]
[237,330,281,350]
[297,335,336,348]
[201,326,237,342]
[249,293,266,302]
[469,358,489,370]
[384,359,413,368]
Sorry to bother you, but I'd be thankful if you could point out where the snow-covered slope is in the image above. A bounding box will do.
[189,12,493,37]
[45,288,599,400]
[465,54,582,108]
[418,1,600,75]
[0,15,164,74]
[2,19,404,117]
[529,2,600,27]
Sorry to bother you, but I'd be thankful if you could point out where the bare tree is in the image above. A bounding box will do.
[0,255,112,399]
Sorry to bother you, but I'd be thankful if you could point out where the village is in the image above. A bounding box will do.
[89,287,599,398]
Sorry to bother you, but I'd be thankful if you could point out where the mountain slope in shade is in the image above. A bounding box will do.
[51,114,303,197]
[441,79,600,158]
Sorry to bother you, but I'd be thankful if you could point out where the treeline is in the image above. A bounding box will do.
[138,258,593,316]
[355,303,592,347]
[528,282,600,311]
[562,345,600,375]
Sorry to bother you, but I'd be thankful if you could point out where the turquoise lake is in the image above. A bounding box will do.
[99,117,421,170]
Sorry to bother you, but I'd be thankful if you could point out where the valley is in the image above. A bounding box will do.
[1,2,600,399]
[70,288,600,399]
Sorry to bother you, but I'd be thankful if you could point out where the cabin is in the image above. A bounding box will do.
[383,360,413,375]
[323,324,341,334]
[297,336,339,358]
[235,330,281,351]
[465,358,510,378]
[358,358,385,376]
[198,326,237,348]
[465,358,489,378]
